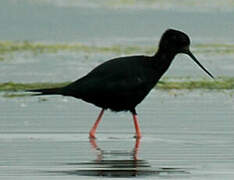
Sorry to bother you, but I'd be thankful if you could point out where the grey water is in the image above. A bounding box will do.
[1,0,234,179]
[0,91,234,179]
[1,0,234,43]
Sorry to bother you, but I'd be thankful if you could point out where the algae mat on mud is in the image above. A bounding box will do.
[0,78,234,94]
[1,41,234,61]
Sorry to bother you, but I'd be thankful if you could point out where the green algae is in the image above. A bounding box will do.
[0,41,154,58]
[0,78,234,93]
[157,77,234,90]
[194,43,234,54]
[1,41,234,61]
[0,82,70,92]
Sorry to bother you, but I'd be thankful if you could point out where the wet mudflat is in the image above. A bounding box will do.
[0,91,234,179]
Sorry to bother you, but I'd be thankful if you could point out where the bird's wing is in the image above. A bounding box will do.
[63,56,151,97]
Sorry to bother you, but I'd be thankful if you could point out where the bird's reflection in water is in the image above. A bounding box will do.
[47,138,190,177]
[89,137,141,161]
[66,138,155,177]
[60,138,156,177]
[85,138,155,177]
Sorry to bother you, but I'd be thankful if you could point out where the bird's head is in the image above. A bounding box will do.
[158,29,214,79]
[159,29,190,54]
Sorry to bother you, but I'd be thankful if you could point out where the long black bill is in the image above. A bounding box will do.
[186,50,214,79]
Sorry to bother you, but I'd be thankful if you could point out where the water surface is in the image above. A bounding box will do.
[0,91,234,179]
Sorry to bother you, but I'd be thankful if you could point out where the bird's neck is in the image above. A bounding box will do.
[153,49,176,71]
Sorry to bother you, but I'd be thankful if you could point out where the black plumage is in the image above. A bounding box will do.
[28,29,214,138]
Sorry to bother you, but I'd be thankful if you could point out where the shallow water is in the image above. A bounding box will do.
[1,91,234,179]
[1,0,234,43]
[0,50,233,83]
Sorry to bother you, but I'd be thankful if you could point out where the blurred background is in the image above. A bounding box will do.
[0,0,234,82]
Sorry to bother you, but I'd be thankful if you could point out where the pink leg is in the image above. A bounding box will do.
[133,137,141,160]
[89,138,98,149]
[89,109,105,138]
[132,113,142,138]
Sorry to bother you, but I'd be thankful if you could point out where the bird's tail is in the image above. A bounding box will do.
[26,87,62,96]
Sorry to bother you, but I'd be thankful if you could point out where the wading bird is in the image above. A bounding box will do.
[28,29,214,139]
